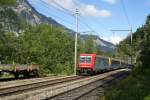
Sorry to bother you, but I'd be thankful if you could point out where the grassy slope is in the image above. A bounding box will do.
[105,72,150,100]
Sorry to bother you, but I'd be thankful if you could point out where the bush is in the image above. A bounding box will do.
[105,74,150,100]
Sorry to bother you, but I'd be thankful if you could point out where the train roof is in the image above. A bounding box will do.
[80,53,128,64]
[80,53,96,56]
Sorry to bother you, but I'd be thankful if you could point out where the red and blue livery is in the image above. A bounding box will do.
[77,53,127,75]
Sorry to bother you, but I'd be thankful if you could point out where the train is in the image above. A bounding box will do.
[77,53,129,75]
[0,54,130,78]
[0,64,39,78]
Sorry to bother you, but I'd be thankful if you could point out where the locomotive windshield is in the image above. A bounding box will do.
[80,56,92,63]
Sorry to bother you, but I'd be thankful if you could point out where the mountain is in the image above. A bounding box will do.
[13,0,63,26]
[80,35,115,52]
[12,0,74,35]
[12,0,115,52]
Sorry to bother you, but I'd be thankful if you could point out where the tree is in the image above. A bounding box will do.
[0,0,16,6]
[84,35,96,53]
[118,14,150,74]
[135,16,150,74]
[0,32,18,63]
[17,24,74,75]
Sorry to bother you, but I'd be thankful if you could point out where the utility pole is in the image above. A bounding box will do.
[130,28,133,65]
[112,31,115,52]
[74,8,79,75]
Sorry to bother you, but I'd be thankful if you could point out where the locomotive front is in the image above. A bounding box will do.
[77,54,96,75]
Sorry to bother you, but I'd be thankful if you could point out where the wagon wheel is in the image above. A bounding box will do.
[23,72,30,78]
[14,73,19,78]
[34,70,39,77]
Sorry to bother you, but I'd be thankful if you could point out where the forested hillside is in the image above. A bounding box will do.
[16,0,116,52]
[0,0,101,75]
[106,14,150,100]
[0,0,74,75]
[118,15,150,73]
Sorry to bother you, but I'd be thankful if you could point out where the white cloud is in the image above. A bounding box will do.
[102,0,117,4]
[44,0,111,17]
[82,5,111,17]
[110,36,123,44]
[103,36,124,45]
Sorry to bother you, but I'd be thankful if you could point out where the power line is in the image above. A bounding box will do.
[50,0,97,36]
[120,0,133,45]
[119,0,133,64]
[41,0,105,39]
[50,0,75,17]
[39,0,75,26]
[40,0,75,18]
[72,0,109,38]
[78,18,103,39]
[71,1,103,37]
[121,0,132,29]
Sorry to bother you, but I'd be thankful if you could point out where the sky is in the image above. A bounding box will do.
[28,0,150,44]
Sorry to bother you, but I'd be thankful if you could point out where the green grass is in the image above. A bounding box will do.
[105,73,150,100]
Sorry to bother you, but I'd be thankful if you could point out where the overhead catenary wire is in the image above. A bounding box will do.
[43,0,100,35]
[51,0,95,34]
[120,0,133,64]
[40,0,91,32]
[120,0,133,43]
[40,0,108,40]
[39,0,75,27]
[72,0,110,38]
[120,0,132,29]
[50,0,75,17]
[38,0,133,42]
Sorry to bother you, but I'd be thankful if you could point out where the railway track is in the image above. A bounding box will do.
[0,75,83,97]
[46,71,128,100]
[0,75,76,89]
[0,77,32,82]
[79,73,129,100]
[0,69,130,100]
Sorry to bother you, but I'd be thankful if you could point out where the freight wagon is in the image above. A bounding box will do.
[0,64,39,78]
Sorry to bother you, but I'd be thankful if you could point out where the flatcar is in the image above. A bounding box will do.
[77,53,127,75]
[0,64,39,78]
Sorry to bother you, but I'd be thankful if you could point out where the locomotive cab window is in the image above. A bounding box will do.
[80,56,92,63]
